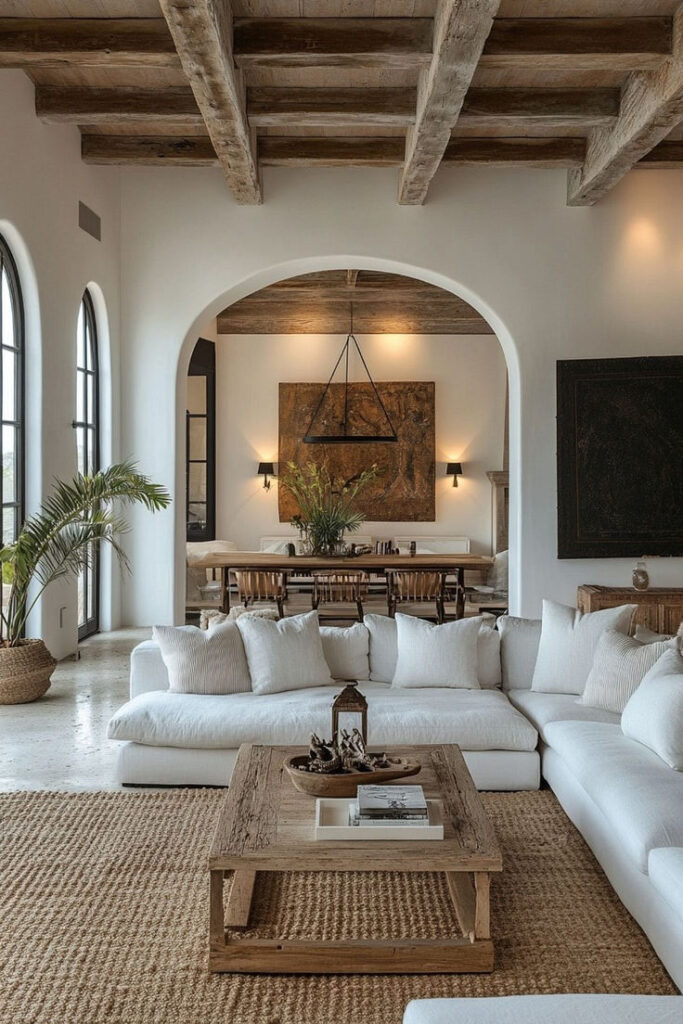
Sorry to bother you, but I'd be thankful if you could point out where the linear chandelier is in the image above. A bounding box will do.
[303,306,398,444]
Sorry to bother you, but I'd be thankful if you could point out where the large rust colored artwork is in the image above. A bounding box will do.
[278,381,435,523]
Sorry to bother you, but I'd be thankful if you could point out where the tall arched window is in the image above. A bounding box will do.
[75,290,99,639]
[0,235,24,558]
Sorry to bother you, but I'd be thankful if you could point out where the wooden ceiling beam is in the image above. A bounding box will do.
[248,87,416,127]
[461,87,620,128]
[567,9,683,205]
[399,0,501,205]
[0,18,179,68]
[259,137,405,166]
[217,309,493,335]
[443,137,585,166]
[82,135,217,166]
[234,18,433,69]
[159,0,261,204]
[638,140,683,167]
[481,17,673,71]
[36,86,202,127]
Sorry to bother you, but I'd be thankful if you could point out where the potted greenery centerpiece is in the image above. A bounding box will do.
[0,460,170,704]
[280,461,379,556]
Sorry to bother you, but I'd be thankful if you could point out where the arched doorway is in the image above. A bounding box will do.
[173,257,521,624]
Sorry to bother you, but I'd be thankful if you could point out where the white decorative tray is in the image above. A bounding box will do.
[314,798,444,841]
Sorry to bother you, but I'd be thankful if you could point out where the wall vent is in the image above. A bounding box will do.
[78,201,101,242]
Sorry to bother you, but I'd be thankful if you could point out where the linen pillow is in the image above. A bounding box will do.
[635,624,674,643]
[580,629,677,714]
[478,622,502,689]
[497,615,542,691]
[392,613,482,689]
[365,614,398,683]
[235,610,334,695]
[531,600,636,695]
[320,623,370,681]
[621,647,683,770]
[152,621,251,695]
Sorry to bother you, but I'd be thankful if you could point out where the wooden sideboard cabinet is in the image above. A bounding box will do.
[577,585,683,634]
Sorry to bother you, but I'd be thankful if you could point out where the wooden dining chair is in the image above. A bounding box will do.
[387,570,448,623]
[311,571,369,622]
[234,571,286,619]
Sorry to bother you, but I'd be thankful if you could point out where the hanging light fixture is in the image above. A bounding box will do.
[303,303,398,444]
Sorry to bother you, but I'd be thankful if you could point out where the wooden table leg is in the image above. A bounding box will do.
[220,567,230,613]
[225,870,256,928]
[474,871,491,940]
[455,568,465,619]
[209,868,226,960]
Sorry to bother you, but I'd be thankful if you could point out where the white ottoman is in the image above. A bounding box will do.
[403,995,683,1024]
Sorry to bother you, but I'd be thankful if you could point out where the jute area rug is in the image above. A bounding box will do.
[0,790,676,1024]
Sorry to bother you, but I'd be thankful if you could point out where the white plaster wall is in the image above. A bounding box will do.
[118,163,683,625]
[213,332,506,553]
[0,71,122,658]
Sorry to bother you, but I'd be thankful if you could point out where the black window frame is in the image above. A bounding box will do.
[0,233,25,551]
[74,289,100,640]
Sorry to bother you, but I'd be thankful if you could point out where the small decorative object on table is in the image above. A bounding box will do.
[284,728,421,797]
[332,682,368,743]
[632,559,650,592]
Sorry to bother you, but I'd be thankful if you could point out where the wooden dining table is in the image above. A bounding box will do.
[190,551,494,616]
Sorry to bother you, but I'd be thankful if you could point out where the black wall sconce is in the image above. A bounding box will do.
[258,462,275,490]
[446,462,463,488]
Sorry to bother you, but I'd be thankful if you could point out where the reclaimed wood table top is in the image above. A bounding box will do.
[209,743,502,874]
[191,551,493,571]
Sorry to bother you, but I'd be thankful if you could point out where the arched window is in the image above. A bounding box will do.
[0,235,24,552]
[75,290,99,639]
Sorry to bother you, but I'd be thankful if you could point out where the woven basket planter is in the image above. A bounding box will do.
[0,639,57,704]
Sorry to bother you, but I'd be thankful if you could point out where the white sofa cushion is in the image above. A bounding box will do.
[497,615,541,691]
[507,689,620,742]
[403,995,683,1024]
[319,623,369,681]
[648,848,683,924]
[365,613,501,689]
[152,622,251,695]
[531,600,636,695]
[581,629,676,714]
[107,683,538,752]
[236,610,333,695]
[622,647,683,770]
[542,720,683,871]
[392,613,481,689]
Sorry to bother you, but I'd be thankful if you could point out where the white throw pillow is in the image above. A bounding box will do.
[531,600,636,695]
[365,614,398,683]
[581,629,677,714]
[153,621,251,695]
[621,647,683,770]
[497,615,541,691]
[392,613,482,689]
[236,610,334,695]
[635,624,674,643]
[320,624,370,681]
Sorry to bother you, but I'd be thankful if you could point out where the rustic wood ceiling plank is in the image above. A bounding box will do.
[443,136,585,165]
[35,85,203,125]
[567,8,683,205]
[248,86,416,126]
[233,18,434,68]
[158,0,261,202]
[638,139,683,166]
[259,136,405,164]
[81,134,218,164]
[461,87,620,127]
[0,18,179,67]
[398,0,500,205]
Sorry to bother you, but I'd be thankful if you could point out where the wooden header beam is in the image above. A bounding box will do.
[399,0,500,205]
[159,0,261,204]
[568,8,683,205]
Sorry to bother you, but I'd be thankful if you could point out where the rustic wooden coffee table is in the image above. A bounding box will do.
[208,742,502,974]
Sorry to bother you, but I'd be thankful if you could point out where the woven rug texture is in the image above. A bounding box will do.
[0,789,676,1024]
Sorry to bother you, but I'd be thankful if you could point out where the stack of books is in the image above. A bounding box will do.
[349,785,428,827]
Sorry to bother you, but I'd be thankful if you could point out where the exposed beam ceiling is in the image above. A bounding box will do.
[568,7,683,205]
[398,0,501,205]
[216,270,494,335]
[158,0,261,204]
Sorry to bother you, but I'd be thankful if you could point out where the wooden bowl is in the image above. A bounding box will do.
[283,754,421,798]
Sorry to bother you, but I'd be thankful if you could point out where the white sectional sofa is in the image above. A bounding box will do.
[108,617,540,791]
[403,995,683,1024]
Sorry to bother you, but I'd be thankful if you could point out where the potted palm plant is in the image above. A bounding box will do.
[281,461,379,556]
[0,460,170,704]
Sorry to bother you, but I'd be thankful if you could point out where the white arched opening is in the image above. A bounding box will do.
[173,255,521,623]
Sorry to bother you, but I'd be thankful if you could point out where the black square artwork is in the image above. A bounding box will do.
[557,356,683,558]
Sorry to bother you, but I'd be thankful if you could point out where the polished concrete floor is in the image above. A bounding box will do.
[0,628,148,792]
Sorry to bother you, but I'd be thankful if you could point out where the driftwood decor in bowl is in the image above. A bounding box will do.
[284,729,421,797]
